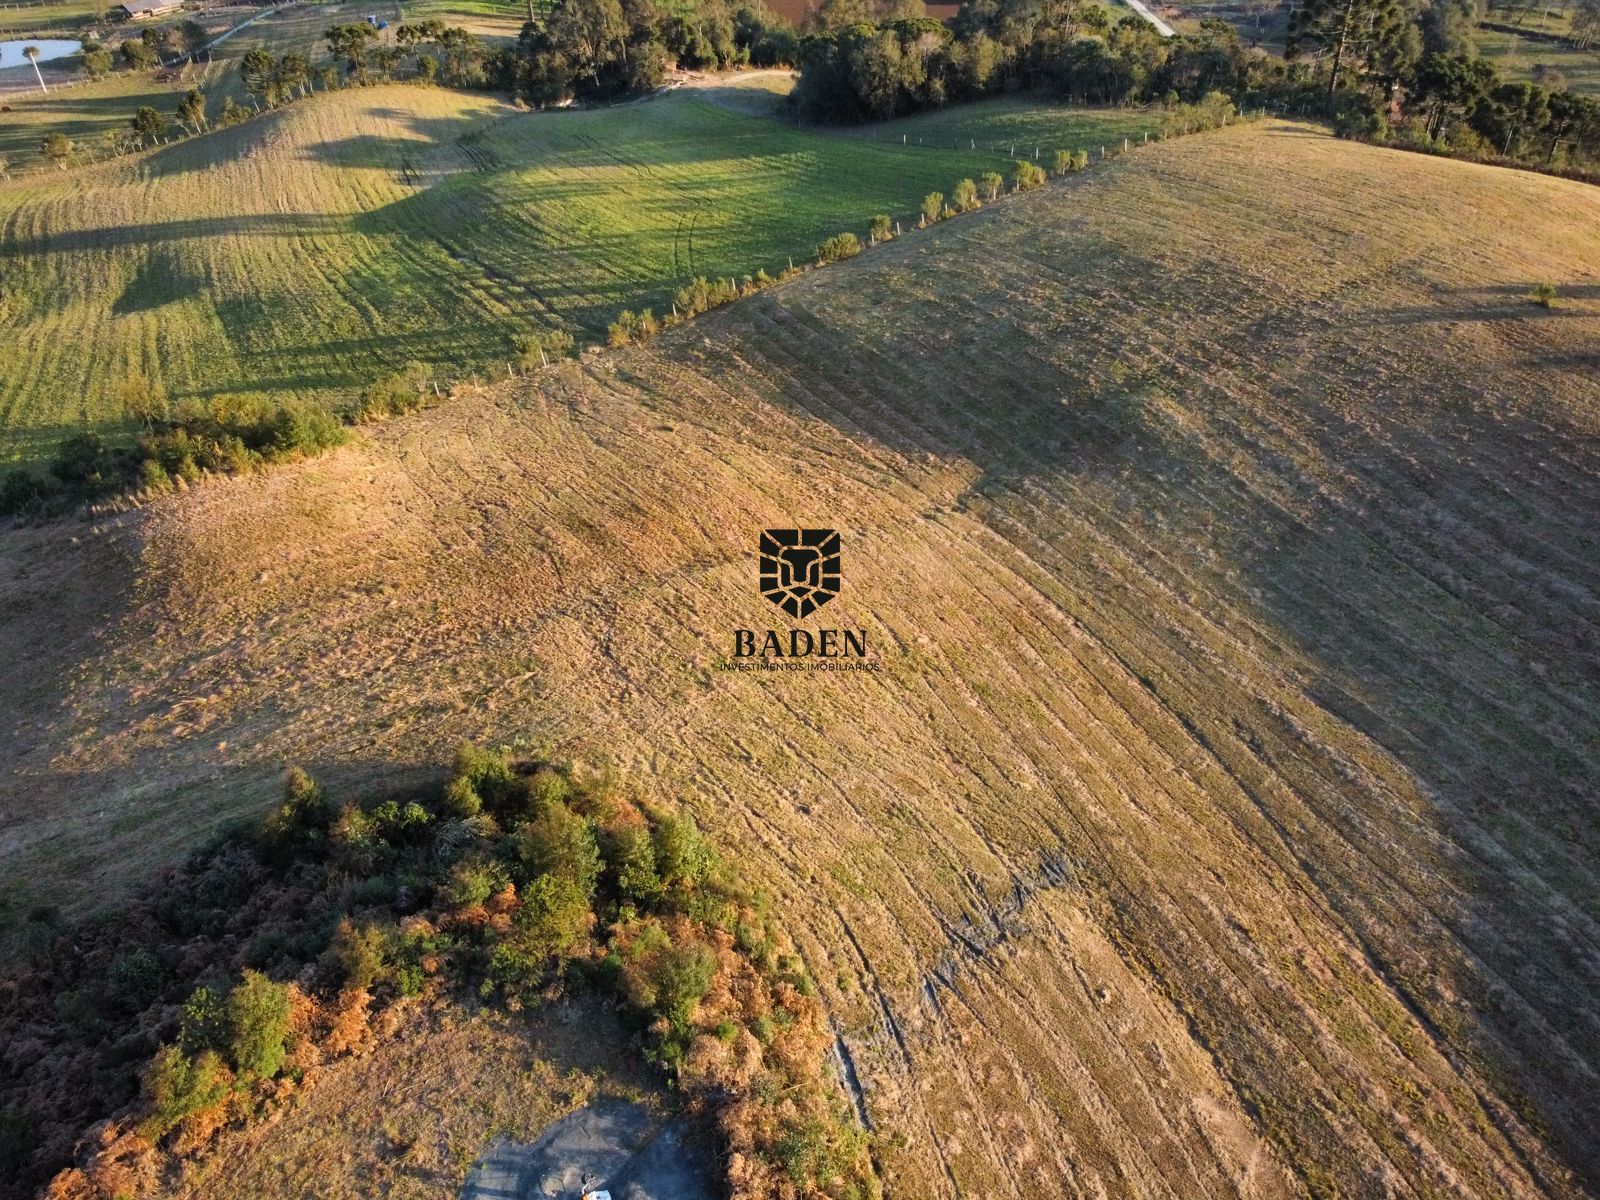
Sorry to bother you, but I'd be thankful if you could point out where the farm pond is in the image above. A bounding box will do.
[0,39,82,69]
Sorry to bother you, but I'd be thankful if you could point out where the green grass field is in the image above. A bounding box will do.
[1476,23,1600,94]
[0,80,1161,462]
[0,0,103,36]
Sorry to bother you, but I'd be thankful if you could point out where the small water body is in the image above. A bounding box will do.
[0,39,83,70]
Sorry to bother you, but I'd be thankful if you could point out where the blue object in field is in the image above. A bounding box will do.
[377,19,388,28]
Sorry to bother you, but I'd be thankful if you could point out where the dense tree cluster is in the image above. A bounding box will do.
[1283,0,1600,162]
[787,0,1600,169]
[792,6,1269,119]
[503,0,797,104]
[1,753,877,1200]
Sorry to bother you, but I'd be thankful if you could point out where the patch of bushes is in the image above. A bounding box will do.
[1529,281,1557,308]
[1161,91,1236,137]
[815,232,862,264]
[8,751,877,1200]
[511,329,577,369]
[0,467,56,518]
[674,275,741,318]
[1053,148,1089,175]
[352,361,433,423]
[0,392,363,517]
[868,213,892,243]
[1012,159,1047,191]
[607,307,661,347]
[139,1047,232,1141]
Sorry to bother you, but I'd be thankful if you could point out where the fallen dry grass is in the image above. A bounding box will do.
[3,121,1599,1198]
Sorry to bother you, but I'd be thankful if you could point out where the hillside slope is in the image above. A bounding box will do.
[3,121,1600,1198]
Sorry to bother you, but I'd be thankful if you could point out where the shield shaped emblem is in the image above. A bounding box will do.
[759,529,841,619]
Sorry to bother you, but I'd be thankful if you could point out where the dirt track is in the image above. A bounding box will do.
[3,122,1599,1198]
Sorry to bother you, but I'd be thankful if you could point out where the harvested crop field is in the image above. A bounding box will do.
[3,121,1599,1197]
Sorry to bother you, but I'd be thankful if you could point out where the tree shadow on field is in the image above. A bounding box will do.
[1201,388,1600,1188]
[133,101,509,181]
[677,213,1600,1192]
[0,515,149,956]
[0,213,350,259]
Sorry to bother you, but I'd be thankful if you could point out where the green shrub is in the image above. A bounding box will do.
[107,947,165,1012]
[1529,281,1557,308]
[653,812,712,888]
[920,191,943,225]
[512,328,576,368]
[226,970,294,1079]
[370,798,433,844]
[951,178,978,211]
[606,308,660,346]
[630,937,716,1030]
[140,1046,232,1140]
[247,929,292,969]
[51,431,115,489]
[526,765,573,814]
[268,405,346,458]
[776,1115,834,1186]
[439,773,483,819]
[450,742,516,816]
[980,170,1003,201]
[1012,160,1046,191]
[179,986,227,1056]
[869,213,891,243]
[1052,149,1072,176]
[815,232,861,264]
[509,873,592,962]
[0,468,56,516]
[608,824,663,902]
[353,361,430,422]
[441,856,510,908]
[260,767,334,860]
[328,803,383,875]
[511,801,601,895]
[674,276,740,317]
[331,919,389,988]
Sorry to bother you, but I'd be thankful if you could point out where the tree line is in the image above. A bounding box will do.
[786,0,1600,170]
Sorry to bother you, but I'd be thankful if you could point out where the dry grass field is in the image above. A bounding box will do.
[2,120,1599,1198]
[151,998,660,1200]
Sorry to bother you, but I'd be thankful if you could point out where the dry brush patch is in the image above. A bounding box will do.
[3,752,875,1200]
[2,121,1599,1198]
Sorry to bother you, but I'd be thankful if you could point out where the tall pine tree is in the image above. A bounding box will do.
[1287,0,1413,100]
